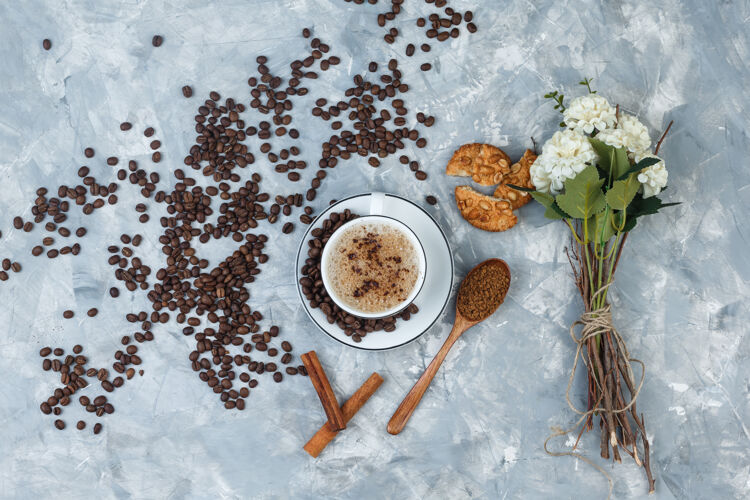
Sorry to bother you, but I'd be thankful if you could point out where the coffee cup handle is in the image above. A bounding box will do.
[370,192,385,215]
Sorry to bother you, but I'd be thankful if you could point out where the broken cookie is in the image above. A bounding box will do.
[493,149,537,209]
[455,185,517,232]
[446,143,511,186]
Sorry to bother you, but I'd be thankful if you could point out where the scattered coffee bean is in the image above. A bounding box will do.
[54,419,65,430]
[152,35,163,47]
[63,310,74,319]
[120,122,132,131]
[426,195,437,205]
[182,85,193,98]
[87,308,98,317]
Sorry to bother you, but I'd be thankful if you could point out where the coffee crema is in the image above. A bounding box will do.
[326,222,419,314]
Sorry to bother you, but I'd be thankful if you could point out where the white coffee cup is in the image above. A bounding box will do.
[320,192,427,319]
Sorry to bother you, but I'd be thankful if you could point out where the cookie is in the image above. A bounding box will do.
[455,185,517,232]
[446,143,511,186]
[493,149,537,209]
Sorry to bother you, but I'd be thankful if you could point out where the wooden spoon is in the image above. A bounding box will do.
[387,258,510,435]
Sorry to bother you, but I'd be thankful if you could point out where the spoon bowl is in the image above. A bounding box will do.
[387,258,511,435]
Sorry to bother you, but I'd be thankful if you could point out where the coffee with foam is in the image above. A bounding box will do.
[325,222,419,315]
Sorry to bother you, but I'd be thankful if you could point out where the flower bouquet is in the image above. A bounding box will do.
[512,78,679,494]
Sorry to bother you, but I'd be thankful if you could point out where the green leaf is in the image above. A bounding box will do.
[615,157,661,181]
[591,210,616,243]
[589,138,615,174]
[529,191,567,220]
[555,165,606,219]
[612,147,631,180]
[628,193,681,218]
[613,211,637,232]
[505,184,535,193]
[530,191,555,205]
[544,203,566,220]
[606,173,640,210]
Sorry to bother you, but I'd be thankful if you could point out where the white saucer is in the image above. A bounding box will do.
[295,193,454,351]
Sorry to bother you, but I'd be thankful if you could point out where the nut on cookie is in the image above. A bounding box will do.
[446,143,512,186]
[494,149,537,210]
[455,185,517,232]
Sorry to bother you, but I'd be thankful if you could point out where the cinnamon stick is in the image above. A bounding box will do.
[304,372,384,458]
[301,351,347,431]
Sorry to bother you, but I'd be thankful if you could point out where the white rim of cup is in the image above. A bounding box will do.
[320,214,427,319]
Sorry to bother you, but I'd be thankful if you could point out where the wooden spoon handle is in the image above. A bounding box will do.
[387,319,471,435]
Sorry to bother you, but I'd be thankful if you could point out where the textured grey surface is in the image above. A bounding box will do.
[0,0,748,499]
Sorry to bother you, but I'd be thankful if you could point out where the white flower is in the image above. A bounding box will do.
[563,94,617,134]
[595,113,651,154]
[635,153,668,198]
[530,129,598,194]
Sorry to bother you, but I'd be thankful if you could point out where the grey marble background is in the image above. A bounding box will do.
[1,0,748,499]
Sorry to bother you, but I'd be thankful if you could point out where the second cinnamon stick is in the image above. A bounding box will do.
[301,351,347,431]
[304,372,384,458]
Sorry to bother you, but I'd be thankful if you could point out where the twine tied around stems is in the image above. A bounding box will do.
[544,284,647,500]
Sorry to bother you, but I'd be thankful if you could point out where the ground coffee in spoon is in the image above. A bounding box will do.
[456,260,510,321]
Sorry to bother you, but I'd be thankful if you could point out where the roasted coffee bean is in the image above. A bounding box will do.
[182,85,193,98]
[120,121,132,131]
[420,63,432,71]
[63,310,74,319]
[87,308,98,317]
[54,419,65,430]
[273,372,282,383]
[84,147,95,158]
[285,367,298,375]
[93,423,103,434]
[144,127,155,137]
[467,22,477,33]
[282,222,294,234]
[109,287,119,298]
[426,195,437,205]
[76,420,86,430]
[43,39,52,50]
[152,35,163,47]
[40,347,52,357]
[406,44,415,56]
